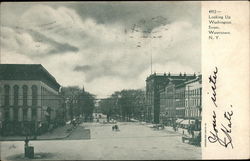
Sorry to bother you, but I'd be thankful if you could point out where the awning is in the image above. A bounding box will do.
[176,119,184,123]
[180,119,195,125]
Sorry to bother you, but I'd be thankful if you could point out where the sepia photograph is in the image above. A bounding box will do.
[0,1,203,160]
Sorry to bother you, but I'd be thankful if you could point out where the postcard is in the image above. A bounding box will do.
[0,1,249,160]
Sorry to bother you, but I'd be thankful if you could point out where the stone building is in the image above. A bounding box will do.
[0,64,64,136]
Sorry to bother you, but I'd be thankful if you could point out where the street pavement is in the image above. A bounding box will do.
[0,121,201,160]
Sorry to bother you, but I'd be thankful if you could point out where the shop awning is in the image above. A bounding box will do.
[176,119,184,123]
[180,119,195,125]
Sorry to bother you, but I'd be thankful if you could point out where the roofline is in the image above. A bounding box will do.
[0,64,61,90]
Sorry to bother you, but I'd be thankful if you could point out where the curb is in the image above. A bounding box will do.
[0,125,77,142]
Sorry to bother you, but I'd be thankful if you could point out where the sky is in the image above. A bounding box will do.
[0,2,201,98]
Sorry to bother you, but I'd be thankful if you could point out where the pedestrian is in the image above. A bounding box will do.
[24,136,29,148]
[191,129,194,138]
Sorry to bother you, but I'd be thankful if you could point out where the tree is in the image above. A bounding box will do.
[99,89,146,122]
[78,91,96,122]
[61,86,96,122]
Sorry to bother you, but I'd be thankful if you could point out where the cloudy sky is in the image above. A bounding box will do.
[1,2,201,98]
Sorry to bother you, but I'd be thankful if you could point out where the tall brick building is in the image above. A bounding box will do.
[146,73,196,124]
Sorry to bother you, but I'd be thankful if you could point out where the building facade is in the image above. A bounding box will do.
[146,73,196,124]
[175,83,186,119]
[0,64,64,136]
[159,74,202,129]
[164,79,186,125]
[184,75,202,129]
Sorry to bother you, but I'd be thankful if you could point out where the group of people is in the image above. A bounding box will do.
[112,124,119,131]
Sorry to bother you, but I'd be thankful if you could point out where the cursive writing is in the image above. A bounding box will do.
[209,66,218,107]
[208,110,234,148]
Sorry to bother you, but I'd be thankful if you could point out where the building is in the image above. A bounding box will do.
[161,79,186,126]
[0,64,64,136]
[146,73,196,124]
[183,75,202,130]
[146,73,168,124]
[175,82,186,119]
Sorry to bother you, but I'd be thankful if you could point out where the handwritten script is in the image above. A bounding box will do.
[208,67,234,148]
[209,66,218,107]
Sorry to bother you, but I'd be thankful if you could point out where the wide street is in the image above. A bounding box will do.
[1,120,201,160]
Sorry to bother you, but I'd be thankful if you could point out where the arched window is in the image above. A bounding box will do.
[32,85,38,106]
[13,85,19,106]
[22,85,28,106]
[4,85,10,106]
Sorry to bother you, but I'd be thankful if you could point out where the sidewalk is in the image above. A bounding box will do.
[37,124,74,140]
[142,122,192,137]
[0,124,75,141]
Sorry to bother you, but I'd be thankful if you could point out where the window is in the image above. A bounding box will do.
[4,109,10,121]
[32,108,37,121]
[23,109,27,121]
[4,85,10,106]
[14,108,18,121]
[22,85,28,106]
[32,85,38,106]
[14,85,19,106]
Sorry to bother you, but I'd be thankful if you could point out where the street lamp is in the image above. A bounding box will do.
[24,124,34,158]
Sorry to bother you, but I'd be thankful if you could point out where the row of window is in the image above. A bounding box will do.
[185,108,201,118]
[163,88,202,99]
[187,99,201,107]
[164,108,201,118]
[176,109,185,116]
[175,91,185,99]
[3,85,38,106]
[189,88,201,96]
[176,100,185,107]
[160,98,201,108]
[3,108,37,121]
